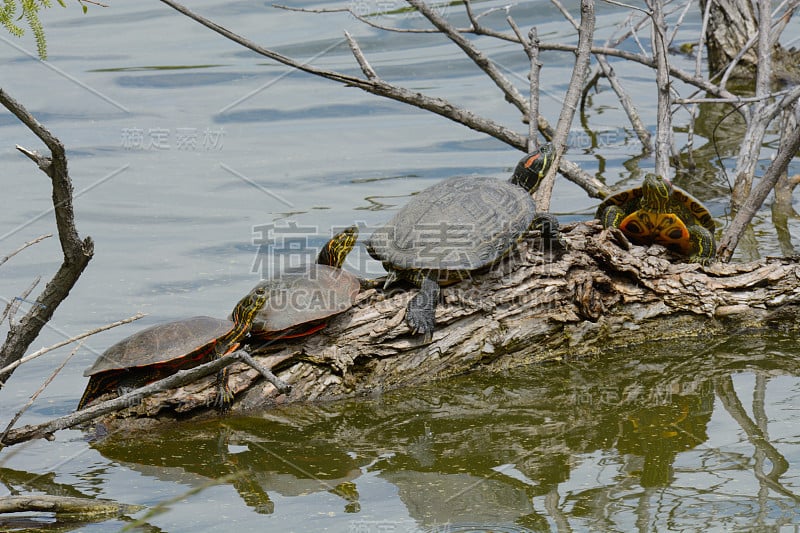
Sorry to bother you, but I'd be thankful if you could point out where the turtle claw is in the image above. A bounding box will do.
[214,368,235,411]
[406,313,435,343]
[406,277,439,342]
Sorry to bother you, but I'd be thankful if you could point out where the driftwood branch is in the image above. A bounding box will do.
[0,349,289,447]
[0,89,94,382]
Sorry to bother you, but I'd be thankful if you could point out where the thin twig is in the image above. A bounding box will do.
[0,342,82,442]
[1,277,41,327]
[344,31,378,80]
[667,0,695,46]
[596,55,653,153]
[674,90,793,104]
[603,0,651,15]
[0,349,290,447]
[406,0,529,116]
[0,234,51,268]
[0,313,145,378]
[550,0,579,29]
[508,17,541,152]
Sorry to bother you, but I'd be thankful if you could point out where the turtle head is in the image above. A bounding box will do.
[317,225,358,268]
[641,173,673,212]
[509,143,555,193]
[232,286,268,328]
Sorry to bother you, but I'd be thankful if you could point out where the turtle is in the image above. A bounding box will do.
[246,225,362,340]
[365,144,561,340]
[595,173,716,264]
[76,286,268,410]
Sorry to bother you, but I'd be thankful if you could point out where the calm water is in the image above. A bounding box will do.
[1,1,799,531]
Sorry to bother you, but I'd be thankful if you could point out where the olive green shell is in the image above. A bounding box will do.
[84,316,234,376]
[247,264,360,335]
[365,176,537,273]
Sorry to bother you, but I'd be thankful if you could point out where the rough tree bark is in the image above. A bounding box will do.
[53,222,800,431]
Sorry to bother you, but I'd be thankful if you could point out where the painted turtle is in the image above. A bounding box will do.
[365,144,561,340]
[247,225,361,340]
[77,287,268,410]
[595,173,716,264]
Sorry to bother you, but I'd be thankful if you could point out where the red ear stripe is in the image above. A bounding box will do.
[524,153,542,168]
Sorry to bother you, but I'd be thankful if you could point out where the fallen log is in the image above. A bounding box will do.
[82,220,800,428]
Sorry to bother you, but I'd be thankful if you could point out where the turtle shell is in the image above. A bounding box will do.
[84,316,234,377]
[365,175,536,273]
[595,177,714,254]
[248,264,360,338]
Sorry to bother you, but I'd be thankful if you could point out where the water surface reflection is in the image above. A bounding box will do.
[93,333,800,531]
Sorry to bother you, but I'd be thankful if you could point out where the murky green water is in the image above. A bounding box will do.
[1,1,799,531]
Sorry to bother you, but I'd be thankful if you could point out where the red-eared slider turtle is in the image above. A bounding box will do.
[77,287,268,410]
[595,173,716,264]
[247,225,361,340]
[365,144,561,340]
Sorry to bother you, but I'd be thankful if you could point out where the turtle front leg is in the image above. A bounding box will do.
[212,342,241,410]
[532,212,566,250]
[600,205,627,229]
[214,367,235,410]
[405,274,440,343]
[687,225,716,264]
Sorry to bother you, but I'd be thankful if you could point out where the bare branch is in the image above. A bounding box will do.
[550,0,579,29]
[647,0,674,178]
[0,349,289,447]
[667,0,696,46]
[406,0,529,115]
[718,108,800,261]
[0,342,81,442]
[597,55,653,153]
[0,234,51,268]
[1,277,40,327]
[159,0,606,199]
[0,313,146,378]
[536,0,595,210]
[344,31,377,80]
[508,18,541,152]
[0,88,94,382]
[727,0,775,216]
